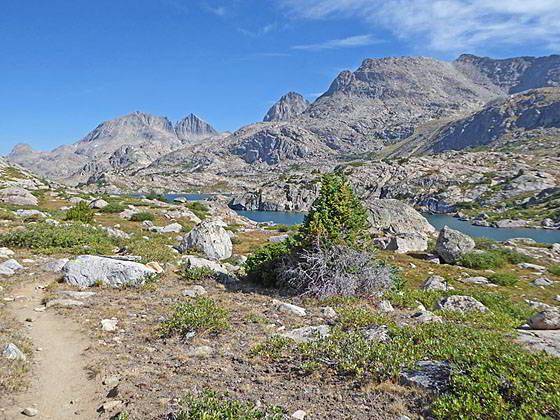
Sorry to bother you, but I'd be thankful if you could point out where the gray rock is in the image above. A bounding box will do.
[528,309,560,330]
[62,255,156,288]
[0,247,15,258]
[41,258,70,272]
[0,187,38,206]
[283,325,330,343]
[381,233,429,254]
[89,198,109,209]
[264,92,309,122]
[319,306,337,318]
[181,255,229,274]
[291,410,307,420]
[436,295,488,313]
[493,219,527,228]
[516,329,560,357]
[400,360,451,393]
[185,345,214,357]
[377,300,394,312]
[2,343,26,360]
[530,277,556,287]
[182,285,207,298]
[15,209,47,218]
[101,226,130,239]
[459,276,490,285]
[518,263,546,271]
[268,234,289,243]
[179,220,232,261]
[364,325,391,342]
[273,300,306,317]
[101,318,118,331]
[367,199,436,239]
[46,298,85,308]
[22,407,38,417]
[60,291,96,299]
[435,226,475,264]
[423,275,454,291]
[412,311,443,323]
[0,259,23,271]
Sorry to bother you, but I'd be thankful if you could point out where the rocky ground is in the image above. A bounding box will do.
[1,160,560,419]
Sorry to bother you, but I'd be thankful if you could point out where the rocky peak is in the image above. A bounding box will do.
[174,113,218,143]
[263,92,310,122]
[8,143,35,156]
[79,111,176,145]
[455,54,560,94]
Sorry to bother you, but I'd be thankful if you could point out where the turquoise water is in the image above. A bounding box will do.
[424,214,560,244]
[235,211,306,225]
[232,210,560,244]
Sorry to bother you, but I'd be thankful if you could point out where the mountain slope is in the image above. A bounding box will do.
[264,92,309,122]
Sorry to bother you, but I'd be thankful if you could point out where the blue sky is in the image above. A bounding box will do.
[1,0,559,155]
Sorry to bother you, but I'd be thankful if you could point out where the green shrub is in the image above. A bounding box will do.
[548,265,560,276]
[245,240,296,286]
[177,390,283,420]
[182,266,216,282]
[298,173,370,246]
[99,202,126,214]
[0,209,16,221]
[458,251,506,269]
[186,202,209,220]
[125,235,176,263]
[129,212,155,222]
[253,322,560,419]
[0,223,118,254]
[65,202,94,224]
[161,297,230,337]
[487,272,520,286]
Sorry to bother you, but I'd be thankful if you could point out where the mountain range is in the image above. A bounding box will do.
[7,53,560,190]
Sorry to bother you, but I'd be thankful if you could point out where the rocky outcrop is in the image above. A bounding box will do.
[179,220,233,261]
[229,180,319,212]
[367,199,436,238]
[264,92,309,122]
[435,226,475,264]
[62,256,157,288]
[436,295,489,313]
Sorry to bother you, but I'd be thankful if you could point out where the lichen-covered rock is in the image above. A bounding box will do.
[179,220,232,261]
[89,198,109,209]
[62,255,156,288]
[423,275,454,291]
[400,360,451,393]
[367,199,436,238]
[436,295,488,313]
[528,309,560,330]
[435,226,475,264]
[282,325,330,344]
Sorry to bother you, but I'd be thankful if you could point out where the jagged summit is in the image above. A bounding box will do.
[263,92,309,122]
[174,113,218,143]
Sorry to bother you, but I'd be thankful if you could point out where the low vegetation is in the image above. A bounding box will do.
[161,297,230,337]
[64,202,94,224]
[182,266,216,282]
[129,212,155,222]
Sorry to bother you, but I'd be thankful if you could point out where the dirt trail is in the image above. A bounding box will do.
[2,281,100,420]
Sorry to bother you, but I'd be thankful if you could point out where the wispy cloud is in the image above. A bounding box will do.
[292,34,379,51]
[279,0,560,52]
[238,23,278,37]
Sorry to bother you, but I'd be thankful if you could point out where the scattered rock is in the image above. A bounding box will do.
[46,299,85,308]
[179,220,233,261]
[15,209,47,218]
[149,223,183,233]
[101,319,118,332]
[291,410,307,419]
[182,285,207,298]
[2,343,26,360]
[185,346,214,357]
[528,309,560,330]
[436,295,488,313]
[319,306,337,318]
[146,261,164,274]
[530,277,556,287]
[518,263,546,271]
[41,258,69,272]
[89,198,109,209]
[98,400,122,412]
[459,276,489,285]
[423,275,453,291]
[400,360,451,393]
[181,255,229,274]
[364,325,391,342]
[377,300,394,312]
[22,407,39,417]
[412,311,443,323]
[273,300,306,317]
[282,325,330,343]
[0,247,15,258]
[63,255,156,288]
[435,226,475,264]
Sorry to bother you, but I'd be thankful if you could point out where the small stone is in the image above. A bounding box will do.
[273,300,306,317]
[146,261,164,274]
[2,343,26,360]
[364,325,391,342]
[400,360,451,393]
[528,309,560,330]
[518,263,546,271]
[412,311,443,324]
[436,295,488,313]
[22,407,38,417]
[182,285,207,298]
[101,319,118,332]
[459,276,489,285]
[185,346,214,356]
[46,299,84,308]
[319,306,337,318]
[282,325,330,343]
[33,306,46,312]
[292,410,307,419]
[99,400,122,412]
[530,277,555,287]
[423,275,453,291]
[377,300,394,312]
[102,376,120,387]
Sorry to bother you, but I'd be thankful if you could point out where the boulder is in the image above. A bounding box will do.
[459,276,490,285]
[366,199,436,238]
[182,285,207,298]
[179,220,232,261]
[15,209,47,218]
[382,233,429,253]
[149,223,183,233]
[89,199,109,209]
[423,275,453,291]
[62,255,156,288]
[400,360,451,393]
[2,343,26,360]
[436,295,488,313]
[363,325,391,342]
[0,187,38,206]
[435,226,475,264]
[282,325,330,343]
[528,309,560,330]
[181,255,229,274]
[0,248,15,259]
[273,300,306,317]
